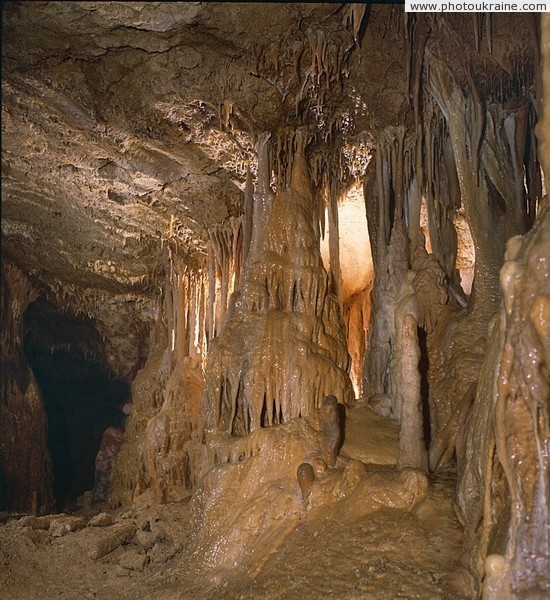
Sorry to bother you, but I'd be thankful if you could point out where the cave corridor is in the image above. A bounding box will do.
[1,4,549,600]
[23,298,130,510]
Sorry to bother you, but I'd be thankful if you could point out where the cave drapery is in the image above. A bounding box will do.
[1,4,549,599]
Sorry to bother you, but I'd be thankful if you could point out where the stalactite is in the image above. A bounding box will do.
[242,165,254,273]
[485,13,492,55]
[406,174,422,255]
[526,111,542,225]
[110,243,212,506]
[171,254,178,353]
[412,16,430,134]
[207,240,216,342]
[208,216,243,339]
[344,4,367,48]
[363,127,414,411]
[404,15,413,102]
[503,102,531,237]
[296,23,354,116]
[231,216,242,290]
[427,43,503,315]
[249,132,273,262]
[466,66,485,184]
[163,248,175,359]
[384,126,406,222]
[175,266,186,361]
[417,103,462,286]
[375,146,388,249]
[327,187,342,302]
[198,274,207,366]
[473,14,481,52]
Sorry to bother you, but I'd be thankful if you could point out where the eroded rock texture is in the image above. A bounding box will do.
[457,18,550,596]
[458,200,550,598]
[1,260,53,513]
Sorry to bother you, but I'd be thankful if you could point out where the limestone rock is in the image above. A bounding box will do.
[48,516,86,537]
[119,549,149,572]
[88,512,114,528]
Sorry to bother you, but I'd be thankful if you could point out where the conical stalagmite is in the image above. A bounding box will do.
[203,130,354,469]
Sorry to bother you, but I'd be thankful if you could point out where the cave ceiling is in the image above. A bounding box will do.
[1,2,539,301]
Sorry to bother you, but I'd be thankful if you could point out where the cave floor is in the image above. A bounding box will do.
[0,404,468,599]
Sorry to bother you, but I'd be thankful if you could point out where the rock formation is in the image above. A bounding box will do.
[1,4,548,598]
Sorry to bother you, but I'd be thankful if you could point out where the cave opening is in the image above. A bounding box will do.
[23,298,130,511]
[321,184,374,398]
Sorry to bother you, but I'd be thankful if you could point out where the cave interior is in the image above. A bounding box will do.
[1,3,549,599]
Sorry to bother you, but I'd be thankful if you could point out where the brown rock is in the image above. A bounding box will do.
[89,523,138,560]
[321,395,342,468]
[296,463,315,505]
[19,515,51,530]
[88,512,114,528]
[48,516,86,537]
[119,549,150,572]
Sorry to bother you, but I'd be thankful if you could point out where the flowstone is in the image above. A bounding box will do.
[190,134,355,572]
[202,132,354,469]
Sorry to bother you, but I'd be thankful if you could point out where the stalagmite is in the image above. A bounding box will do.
[457,202,550,597]
[492,210,549,596]
[203,128,353,471]
[312,457,327,479]
[297,462,315,506]
[320,395,342,468]
[482,554,508,598]
[396,314,428,472]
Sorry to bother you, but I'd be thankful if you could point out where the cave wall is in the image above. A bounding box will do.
[0,259,158,512]
[457,16,550,597]
[458,200,549,598]
[0,259,53,513]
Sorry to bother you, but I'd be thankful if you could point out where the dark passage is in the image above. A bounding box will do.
[417,326,431,450]
[23,299,129,510]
